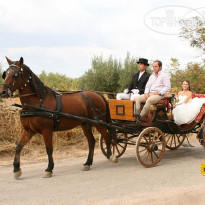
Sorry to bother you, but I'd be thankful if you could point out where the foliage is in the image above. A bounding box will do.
[180,17,205,57]
[78,53,152,93]
[170,62,205,93]
[117,53,138,91]
[78,55,121,92]
[71,78,80,90]
[39,71,73,90]
[168,58,180,73]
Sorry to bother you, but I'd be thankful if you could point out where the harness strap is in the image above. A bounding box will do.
[53,91,63,131]
[19,91,63,131]
[80,92,105,120]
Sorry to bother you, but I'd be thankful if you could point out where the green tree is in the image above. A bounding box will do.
[78,53,152,93]
[39,71,73,90]
[169,58,180,72]
[180,17,205,57]
[78,55,121,92]
[170,62,205,93]
[71,78,80,90]
[118,53,139,92]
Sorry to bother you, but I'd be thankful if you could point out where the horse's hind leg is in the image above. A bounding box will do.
[81,123,95,171]
[42,130,54,178]
[13,129,34,179]
[95,125,118,163]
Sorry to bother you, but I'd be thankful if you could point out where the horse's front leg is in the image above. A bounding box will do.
[42,130,54,178]
[13,129,34,179]
[81,124,95,171]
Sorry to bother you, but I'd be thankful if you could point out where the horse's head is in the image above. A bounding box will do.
[0,57,28,98]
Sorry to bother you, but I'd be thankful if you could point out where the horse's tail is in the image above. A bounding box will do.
[100,95,112,124]
[100,95,117,141]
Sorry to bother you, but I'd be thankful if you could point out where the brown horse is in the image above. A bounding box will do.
[0,57,117,179]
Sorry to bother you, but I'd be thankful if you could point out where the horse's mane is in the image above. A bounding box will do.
[14,61,53,99]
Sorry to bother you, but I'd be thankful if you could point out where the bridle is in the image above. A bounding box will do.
[1,64,32,97]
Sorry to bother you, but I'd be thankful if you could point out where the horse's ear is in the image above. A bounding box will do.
[17,57,24,67]
[5,57,13,65]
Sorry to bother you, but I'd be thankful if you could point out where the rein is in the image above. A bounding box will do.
[12,93,36,98]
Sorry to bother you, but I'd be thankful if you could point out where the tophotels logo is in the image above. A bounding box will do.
[144,6,204,35]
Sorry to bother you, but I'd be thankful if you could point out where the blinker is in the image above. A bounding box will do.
[2,71,6,79]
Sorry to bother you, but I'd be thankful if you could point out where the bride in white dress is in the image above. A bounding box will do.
[173,80,205,125]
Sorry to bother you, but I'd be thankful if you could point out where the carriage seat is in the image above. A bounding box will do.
[192,93,205,123]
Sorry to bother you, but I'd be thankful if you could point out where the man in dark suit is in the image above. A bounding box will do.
[116,58,150,100]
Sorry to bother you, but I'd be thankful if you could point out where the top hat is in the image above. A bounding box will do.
[137,58,149,66]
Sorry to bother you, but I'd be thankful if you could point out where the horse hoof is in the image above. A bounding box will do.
[14,169,22,179]
[81,165,90,171]
[109,155,118,163]
[43,171,52,178]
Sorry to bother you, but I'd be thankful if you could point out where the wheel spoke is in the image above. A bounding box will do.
[166,134,172,143]
[170,135,174,147]
[117,143,125,149]
[173,134,177,147]
[141,149,148,161]
[116,145,121,155]
[138,148,147,153]
[153,150,159,159]
[153,135,162,143]
[154,141,163,146]
[151,151,154,163]
[143,136,149,143]
[176,134,181,143]
[146,151,151,163]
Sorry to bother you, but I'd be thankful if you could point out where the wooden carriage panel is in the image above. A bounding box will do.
[108,99,135,121]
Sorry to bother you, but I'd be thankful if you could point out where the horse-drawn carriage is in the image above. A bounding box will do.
[0,57,205,179]
[99,93,205,167]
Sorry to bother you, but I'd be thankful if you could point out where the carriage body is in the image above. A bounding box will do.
[99,94,205,167]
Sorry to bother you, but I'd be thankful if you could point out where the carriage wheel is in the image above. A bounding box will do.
[135,127,166,168]
[99,133,128,158]
[165,133,186,150]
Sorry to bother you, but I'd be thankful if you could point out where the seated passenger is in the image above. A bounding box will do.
[173,80,205,125]
[134,60,171,121]
[116,58,150,101]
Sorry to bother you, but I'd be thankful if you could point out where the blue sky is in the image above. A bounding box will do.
[0,0,204,78]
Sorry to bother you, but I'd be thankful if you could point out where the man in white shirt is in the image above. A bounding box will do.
[116,58,150,101]
[135,60,171,120]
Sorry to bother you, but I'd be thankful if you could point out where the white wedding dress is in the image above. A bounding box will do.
[173,95,205,125]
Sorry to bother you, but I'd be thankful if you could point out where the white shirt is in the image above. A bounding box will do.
[144,71,171,95]
[138,71,145,80]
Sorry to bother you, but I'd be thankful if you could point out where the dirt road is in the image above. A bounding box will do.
[0,140,205,205]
